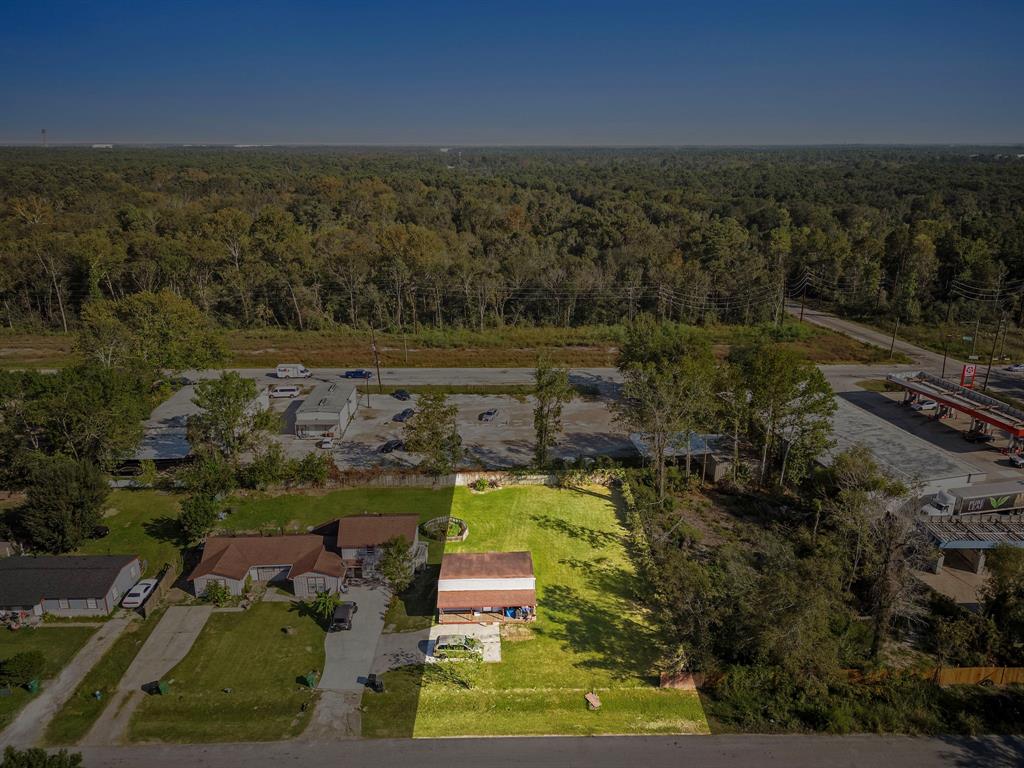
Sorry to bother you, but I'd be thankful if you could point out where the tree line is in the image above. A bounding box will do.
[2,147,1023,334]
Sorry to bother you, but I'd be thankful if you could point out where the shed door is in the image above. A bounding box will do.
[256,566,289,583]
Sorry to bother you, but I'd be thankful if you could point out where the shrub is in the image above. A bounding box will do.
[288,453,332,487]
[472,477,488,492]
[1,746,82,768]
[0,651,46,687]
[199,580,232,606]
[241,444,289,490]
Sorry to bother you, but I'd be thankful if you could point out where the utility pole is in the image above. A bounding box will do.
[370,326,383,395]
[889,315,900,360]
[983,311,1004,393]
[799,278,807,322]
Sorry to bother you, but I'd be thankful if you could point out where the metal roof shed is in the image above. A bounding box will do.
[295,381,359,439]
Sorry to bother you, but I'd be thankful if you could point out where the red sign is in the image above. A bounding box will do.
[961,364,977,389]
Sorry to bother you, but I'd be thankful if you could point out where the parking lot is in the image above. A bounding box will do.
[270,390,629,470]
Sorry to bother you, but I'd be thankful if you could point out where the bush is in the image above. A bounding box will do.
[199,580,232,606]
[1,746,82,768]
[177,452,236,497]
[241,444,289,490]
[287,453,332,487]
[472,477,488,492]
[0,651,46,687]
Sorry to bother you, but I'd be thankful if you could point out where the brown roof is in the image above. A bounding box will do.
[188,535,344,581]
[337,514,419,549]
[439,551,534,580]
[436,589,536,610]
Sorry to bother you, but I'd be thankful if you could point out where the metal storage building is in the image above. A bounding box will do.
[295,381,359,439]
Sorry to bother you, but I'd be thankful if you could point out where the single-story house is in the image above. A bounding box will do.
[0,555,142,617]
[189,534,345,597]
[336,513,423,578]
[295,381,359,439]
[436,551,536,624]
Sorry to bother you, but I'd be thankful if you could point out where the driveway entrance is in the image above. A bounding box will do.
[318,585,388,691]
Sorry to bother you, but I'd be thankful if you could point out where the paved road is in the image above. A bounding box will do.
[73,733,1024,768]
[0,619,129,748]
[185,367,623,389]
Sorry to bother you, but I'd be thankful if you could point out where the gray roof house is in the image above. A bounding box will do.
[0,555,143,617]
[295,381,359,439]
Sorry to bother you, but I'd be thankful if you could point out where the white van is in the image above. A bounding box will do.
[270,385,300,399]
[276,363,311,379]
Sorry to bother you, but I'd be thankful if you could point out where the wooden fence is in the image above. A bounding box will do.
[140,562,180,619]
[931,666,1024,687]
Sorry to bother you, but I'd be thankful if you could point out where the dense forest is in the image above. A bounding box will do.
[2,146,1024,333]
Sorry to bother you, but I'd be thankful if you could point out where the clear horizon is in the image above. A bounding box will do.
[3,0,1023,145]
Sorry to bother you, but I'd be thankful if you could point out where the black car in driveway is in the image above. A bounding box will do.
[328,602,358,631]
[393,408,416,423]
[380,439,404,454]
[479,408,498,422]
[392,389,411,401]
[342,369,373,380]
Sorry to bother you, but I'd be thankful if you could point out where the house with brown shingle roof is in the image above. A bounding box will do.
[436,551,536,624]
[188,513,425,596]
[336,513,422,579]
[189,534,344,598]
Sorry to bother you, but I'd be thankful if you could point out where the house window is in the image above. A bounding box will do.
[307,576,327,593]
[86,598,98,609]
[58,598,69,609]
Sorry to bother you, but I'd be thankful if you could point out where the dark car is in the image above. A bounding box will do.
[379,439,405,454]
[393,408,416,423]
[392,389,411,401]
[342,369,373,380]
[328,602,358,631]
[478,408,498,422]
[963,431,995,444]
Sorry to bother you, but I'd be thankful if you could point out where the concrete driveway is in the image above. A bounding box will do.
[318,585,389,691]
[427,624,501,663]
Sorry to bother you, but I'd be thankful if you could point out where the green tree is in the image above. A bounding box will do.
[981,546,1024,665]
[177,452,237,498]
[179,495,220,544]
[532,358,572,467]
[76,290,225,373]
[188,372,279,462]
[403,393,461,476]
[0,746,82,768]
[19,458,109,553]
[377,535,415,592]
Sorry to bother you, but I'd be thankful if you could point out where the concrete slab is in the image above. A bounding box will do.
[318,586,389,691]
[119,606,212,691]
[427,623,501,663]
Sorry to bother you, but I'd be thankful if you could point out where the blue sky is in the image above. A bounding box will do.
[1,0,1021,145]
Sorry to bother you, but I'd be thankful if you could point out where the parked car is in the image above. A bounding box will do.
[392,389,411,401]
[1010,453,1024,468]
[433,634,483,660]
[319,437,334,449]
[911,399,938,411]
[328,602,358,631]
[270,385,300,398]
[478,408,498,422]
[276,363,311,379]
[379,439,404,454]
[963,430,995,444]
[342,369,373,380]
[122,579,159,609]
[1006,363,1024,373]
[393,408,416,423]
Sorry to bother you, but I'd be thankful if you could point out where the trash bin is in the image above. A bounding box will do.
[25,679,39,694]
[156,680,169,695]
[301,672,318,688]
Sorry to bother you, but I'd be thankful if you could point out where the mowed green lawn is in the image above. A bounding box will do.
[128,603,323,743]
[362,485,709,737]
[76,490,183,576]
[0,626,97,730]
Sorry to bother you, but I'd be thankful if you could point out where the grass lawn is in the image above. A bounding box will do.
[76,490,184,577]
[383,565,439,634]
[128,603,324,743]
[44,611,165,745]
[362,485,709,737]
[0,626,97,731]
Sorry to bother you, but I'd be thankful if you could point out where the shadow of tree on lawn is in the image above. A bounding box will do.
[530,512,622,549]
